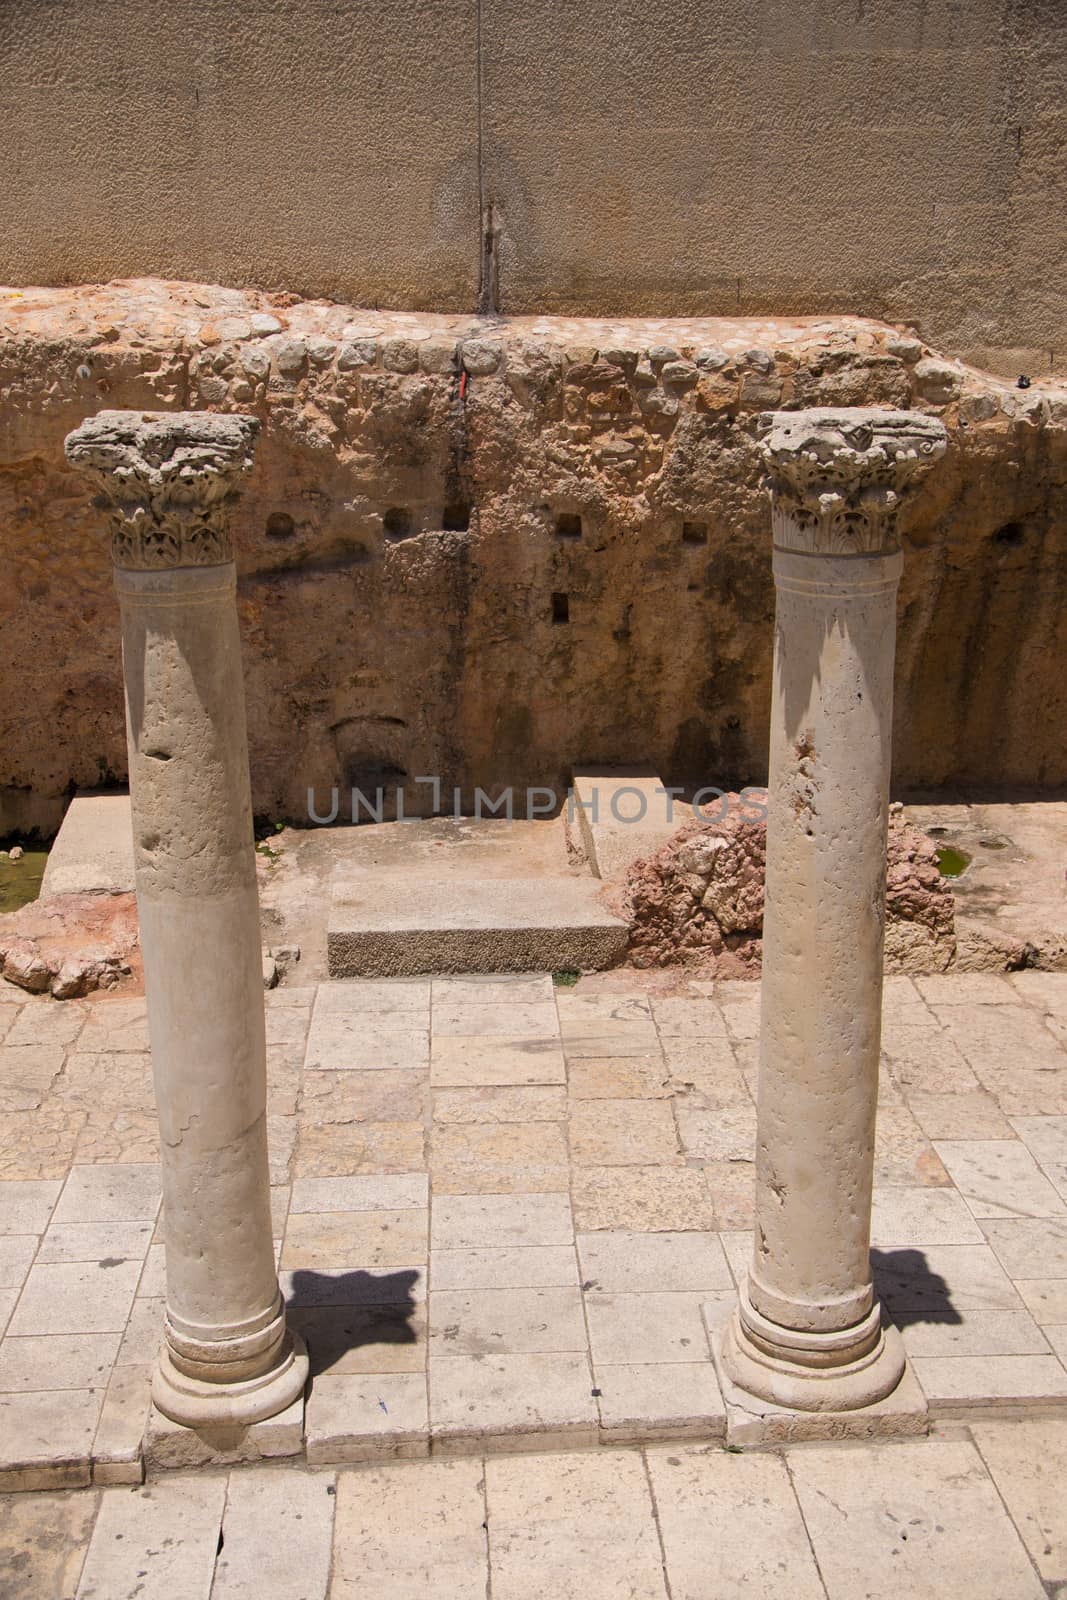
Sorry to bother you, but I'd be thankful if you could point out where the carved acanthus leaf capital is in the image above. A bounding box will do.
[65,410,260,569]
[757,408,947,555]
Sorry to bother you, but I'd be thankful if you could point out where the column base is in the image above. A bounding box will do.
[152,1330,309,1429]
[723,1284,905,1412]
[707,1299,926,1447]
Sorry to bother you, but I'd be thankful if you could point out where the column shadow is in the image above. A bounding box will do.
[284,1268,422,1377]
[870,1247,962,1328]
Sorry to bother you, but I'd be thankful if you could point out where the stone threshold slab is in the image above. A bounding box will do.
[328,876,628,977]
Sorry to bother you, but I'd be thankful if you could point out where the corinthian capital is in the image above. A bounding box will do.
[758,408,947,556]
[65,410,260,569]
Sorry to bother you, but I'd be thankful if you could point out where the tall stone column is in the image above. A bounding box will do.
[65,411,308,1427]
[721,408,947,1412]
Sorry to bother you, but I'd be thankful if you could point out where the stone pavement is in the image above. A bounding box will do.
[1,972,1066,1485]
[5,1423,1067,1599]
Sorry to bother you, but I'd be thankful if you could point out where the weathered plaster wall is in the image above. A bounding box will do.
[1,282,1065,838]
[1,2,1064,374]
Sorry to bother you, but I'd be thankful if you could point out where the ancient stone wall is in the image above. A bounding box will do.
[0,2,1065,376]
[1,281,1065,836]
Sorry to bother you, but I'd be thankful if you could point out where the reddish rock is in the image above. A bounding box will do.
[611,797,955,976]
[0,892,141,998]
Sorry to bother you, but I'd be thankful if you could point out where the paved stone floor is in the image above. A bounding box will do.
[3,1423,1067,1598]
[1,971,1067,1487]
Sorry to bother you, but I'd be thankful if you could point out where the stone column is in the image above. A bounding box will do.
[721,408,947,1412]
[65,411,308,1427]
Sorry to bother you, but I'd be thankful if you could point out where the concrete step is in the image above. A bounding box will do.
[327,874,629,977]
[571,768,678,880]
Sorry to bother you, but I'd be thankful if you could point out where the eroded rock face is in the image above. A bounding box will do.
[615,801,955,976]
[0,892,140,997]
[2,281,1066,837]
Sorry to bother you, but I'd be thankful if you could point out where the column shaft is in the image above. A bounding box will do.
[750,549,900,1334]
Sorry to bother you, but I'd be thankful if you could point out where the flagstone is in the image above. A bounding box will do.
[790,1438,1045,1600]
[91,1362,151,1485]
[211,1466,336,1600]
[305,1015,429,1072]
[433,975,554,1005]
[431,1036,566,1087]
[913,1353,1067,1408]
[674,1103,756,1164]
[0,1485,98,1596]
[431,1001,559,1039]
[585,1291,708,1364]
[77,1002,149,1054]
[569,1100,681,1166]
[935,1139,1066,1219]
[593,1361,725,1442]
[1013,1279,1067,1324]
[870,1186,984,1246]
[971,1418,1067,1586]
[572,1166,715,1232]
[36,1220,153,1264]
[982,1217,1067,1278]
[429,1229,580,1287]
[873,1103,951,1187]
[8,1258,143,1337]
[0,1387,104,1491]
[576,1230,730,1293]
[329,1459,486,1600]
[0,1234,36,1287]
[648,1446,825,1600]
[0,1105,86,1179]
[292,1119,426,1178]
[289,1301,427,1375]
[650,999,728,1037]
[430,1122,570,1194]
[432,1085,566,1122]
[300,1068,428,1123]
[75,1475,226,1598]
[4,1002,87,1050]
[0,1332,120,1392]
[701,1161,756,1229]
[899,1308,1050,1358]
[73,1111,160,1165]
[280,1208,428,1270]
[429,1352,596,1453]
[906,1091,1015,1141]
[305,1371,428,1463]
[428,1287,586,1355]
[290,1173,428,1213]
[316,980,431,1014]
[1009,1116,1067,1199]
[872,1242,1024,1313]
[485,1449,667,1599]
[566,1056,671,1099]
[53,1164,161,1224]
[0,1179,62,1235]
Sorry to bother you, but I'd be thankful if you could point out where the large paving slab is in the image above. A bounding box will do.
[327,876,628,975]
[39,793,135,900]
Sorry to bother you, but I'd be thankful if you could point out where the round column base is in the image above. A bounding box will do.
[152,1330,309,1429]
[721,1293,905,1414]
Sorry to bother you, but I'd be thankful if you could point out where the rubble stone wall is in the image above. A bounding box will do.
[1,282,1066,836]
[0,1,1065,375]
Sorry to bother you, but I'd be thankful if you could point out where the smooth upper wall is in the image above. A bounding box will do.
[1,0,1065,376]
